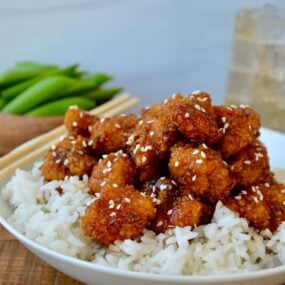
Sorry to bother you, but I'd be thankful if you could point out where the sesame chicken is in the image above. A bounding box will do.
[88,151,137,194]
[90,114,137,154]
[81,184,155,246]
[169,143,235,202]
[214,105,261,158]
[64,106,97,137]
[40,135,96,181]
[40,92,284,246]
[229,140,271,188]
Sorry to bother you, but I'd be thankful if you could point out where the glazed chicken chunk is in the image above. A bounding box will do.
[88,151,137,194]
[81,184,155,246]
[169,143,235,202]
[40,135,96,181]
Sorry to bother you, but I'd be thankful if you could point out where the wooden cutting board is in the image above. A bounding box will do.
[0,225,84,285]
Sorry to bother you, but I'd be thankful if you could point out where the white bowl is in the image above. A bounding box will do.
[1,127,285,285]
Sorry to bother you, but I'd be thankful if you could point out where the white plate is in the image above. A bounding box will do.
[1,127,285,285]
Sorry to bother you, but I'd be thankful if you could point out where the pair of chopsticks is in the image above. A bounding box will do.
[0,93,139,181]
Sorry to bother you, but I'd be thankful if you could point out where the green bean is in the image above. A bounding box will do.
[84,73,113,86]
[1,64,78,101]
[2,75,75,114]
[83,87,122,104]
[0,98,6,110]
[0,64,57,89]
[26,97,95,116]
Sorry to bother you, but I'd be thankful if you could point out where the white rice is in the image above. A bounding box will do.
[1,163,285,276]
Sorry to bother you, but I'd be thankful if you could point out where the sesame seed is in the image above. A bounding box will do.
[116,204,121,210]
[82,140,87,147]
[160,184,168,191]
[283,201,285,205]
[185,112,190,118]
[52,151,57,157]
[240,104,246,109]
[63,159,69,166]
[113,183,118,188]
[221,117,227,123]
[164,99,168,104]
[107,161,112,168]
[69,105,78,109]
[95,192,101,198]
[192,90,201,95]
[110,212,116,217]
[192,175,197,181]
[244,160,251,165]
[230,165,235,171]
[196,159,203,164]
[100,117,106,123]
[192,149,199,155]
[188,194,194,200]
[281,189,285,194]
[51,144,56,150]
[174,161,179,167]
[248,125,252,131]
[252,196,259,204]
[155,199,161,205]
[197,97,208,102]
[264,183,270,188]
[224,123,229,129]
[88,139,93,146]
[235,196,242,200]
[171,180,177,186]
[241,190,247,195]
[251,186,257,192]
[194,104,201,111]
[142,156,147,163]
[115,123,121,128]
[202,143,208,149]
[147,120,154,124]
[72,121,78,127]
[230,104,237,109]
[102,154,108,159]
[150,131,154,136]
[124,198,131,203]
[167,209,173,215]
[157,221,163,227]
[100,181,106,187]
[79,112,83,118]
[55,159,61,164]
[200,151,206,158]
[133,144,140,154]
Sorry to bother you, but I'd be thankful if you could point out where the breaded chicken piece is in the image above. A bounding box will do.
[169,143,235,202]
[81,184,155,246]
[229,140,271,187]
[167,92,221,145]
[259,181,285,231]
[64,107,97,137]
[170,195,213,228]
[40,135,96,181]
[88,151,137,194]
[214,105,260,158]
[129,103,177,182]
[225,186,272,230]
[90,114,137,154]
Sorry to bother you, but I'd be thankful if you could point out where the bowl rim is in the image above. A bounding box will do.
[1,213,285,283]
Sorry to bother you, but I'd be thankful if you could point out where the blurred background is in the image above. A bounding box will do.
[0,0,285,155]
[1,0,283,106]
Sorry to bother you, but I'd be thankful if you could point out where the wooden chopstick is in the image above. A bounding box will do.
[0,96,139,180]
[0,93,133,170]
